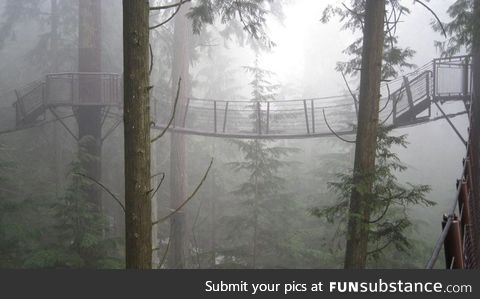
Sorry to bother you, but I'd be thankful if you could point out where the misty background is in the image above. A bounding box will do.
[0,0,469,268]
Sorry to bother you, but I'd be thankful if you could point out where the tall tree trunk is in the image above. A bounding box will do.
[77,0,102,211]
[168,2,192,269]
[76,0,103,266]
[471,0,480,259]
[344,0,385,269]
[208,142,217,268]
[51,0,62,197]
[123,0,152,269]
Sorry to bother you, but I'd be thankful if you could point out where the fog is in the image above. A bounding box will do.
[0,0,472,269]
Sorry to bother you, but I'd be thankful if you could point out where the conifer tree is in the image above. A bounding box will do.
[226,59,299,268]
[312,126,433,266]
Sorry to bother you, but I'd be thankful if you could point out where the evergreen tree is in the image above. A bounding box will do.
[321,0,416,79]
[433,0,478,56]
[222,60,301,268]
[311,126,433,266]
[21,137,122,268]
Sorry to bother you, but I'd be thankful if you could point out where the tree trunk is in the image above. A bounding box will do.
[344,0,385,269]
[471,0,480,260]
[51,0,62,197]
[168,2,192,269]
[123,0,152,269]
[77,0,102,214]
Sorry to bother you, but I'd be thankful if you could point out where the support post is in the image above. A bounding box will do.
[463,56,470,97]
[433,59,437,101]
[256,102,262,135]
[303,99,310,134]
[183,97,190,127]
[214,100,217,133]
[311,100,316,133]
[442,215,465,269]
[403,76,414,109]
[458,180,472,232]
[266,102,270,134]
[222,101,229,133]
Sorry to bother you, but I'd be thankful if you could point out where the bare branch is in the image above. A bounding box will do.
[158,228,172,268]
[322,108,356,144]
[341,71,358,105]
[342,3,364,30]
[149,43,154,75]
[152,158,214,226]
[150,0,191,11]
[74,173,125,212]
[379,83,391,114]
[414,0,447,38]
[151,78,182,143]
[150,4,182,30]
[149,172,166,201]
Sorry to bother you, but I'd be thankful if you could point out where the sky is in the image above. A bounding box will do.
[226,0,456,98]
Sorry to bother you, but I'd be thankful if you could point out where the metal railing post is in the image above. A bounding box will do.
[442,214,465,269]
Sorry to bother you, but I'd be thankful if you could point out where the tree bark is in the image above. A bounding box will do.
[77,0,103,217]
[344,0,385,269]
[471,0,480,259]
[168,2,192,269]
[123,0,152,269]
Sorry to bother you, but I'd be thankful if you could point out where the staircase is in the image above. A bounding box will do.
[14,81,47,128]
[392,71,432,126]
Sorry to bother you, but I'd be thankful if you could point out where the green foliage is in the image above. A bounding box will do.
[188,0,284,49]
[44,137,123,268]
[0,0,78,71]
[0,142,37,268]
[433,0,479,56]
[0,137,123,269]
[321,0,416,79]
[217,61,308,268]
[311,126,433,263]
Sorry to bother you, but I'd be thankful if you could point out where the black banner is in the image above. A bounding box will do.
[0,270,477,298]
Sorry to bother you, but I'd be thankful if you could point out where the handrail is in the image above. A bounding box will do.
[425,81,475,269]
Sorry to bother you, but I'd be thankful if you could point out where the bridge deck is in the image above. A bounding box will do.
[0,56,472,138]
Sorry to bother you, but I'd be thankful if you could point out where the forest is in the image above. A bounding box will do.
[0,0,479,270]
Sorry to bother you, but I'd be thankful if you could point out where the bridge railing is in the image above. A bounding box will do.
[425,94,480,269]
[433,55,472,102]
[14,80,46,126]
[45,72,123,107]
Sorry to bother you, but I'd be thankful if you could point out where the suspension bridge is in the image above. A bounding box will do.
[0,55,478,269]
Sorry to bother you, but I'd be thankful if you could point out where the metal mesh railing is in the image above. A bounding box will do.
[154,62,439,138]
[425,65,479,269]
[46,73,122,106]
